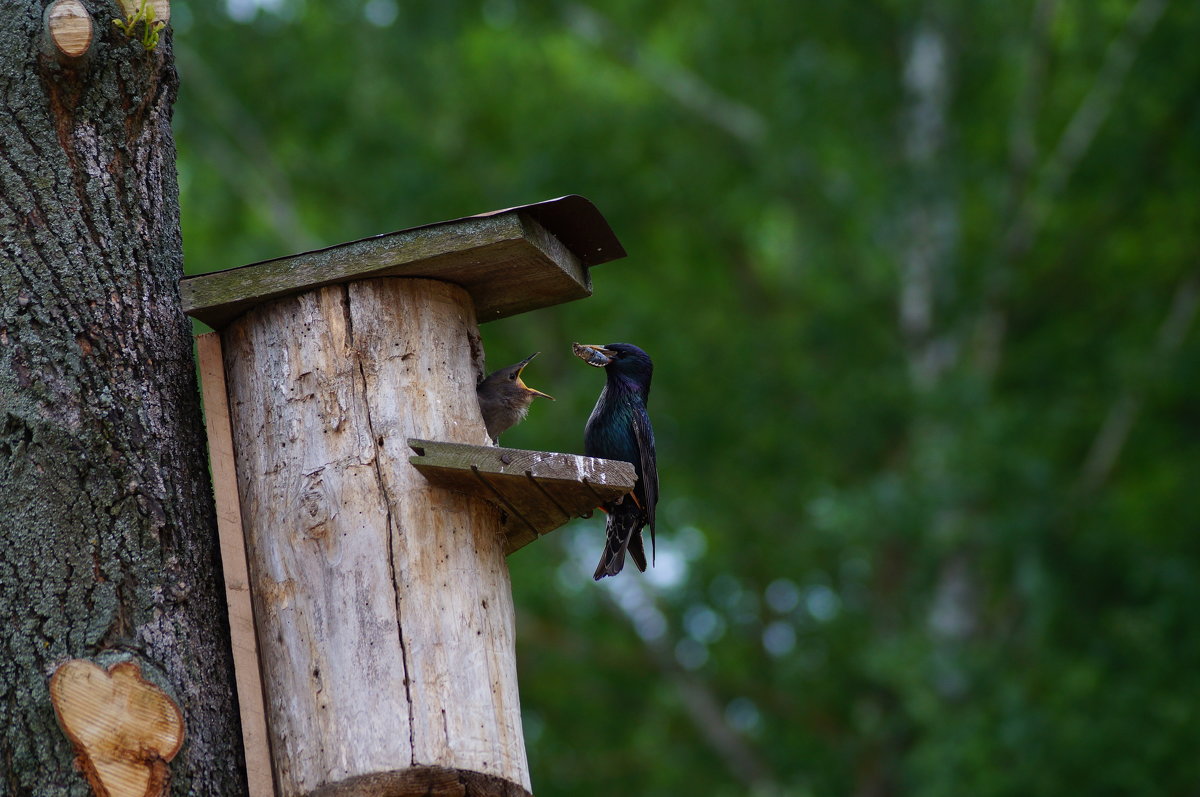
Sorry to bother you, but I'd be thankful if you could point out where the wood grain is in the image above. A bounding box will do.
[408,438,636,553]
[222,278,529,795]
[196,333,276,797]
[183,212,587,329]
[116,0,170,24]
[49,660,184,797]
[347,279,528,787]
[45,0,92,57]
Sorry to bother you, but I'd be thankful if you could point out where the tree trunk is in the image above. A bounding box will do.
[0,4,245,795]
[222,279,530,795]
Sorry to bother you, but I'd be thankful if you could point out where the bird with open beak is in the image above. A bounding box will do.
[476,352,554,443]
[573,342,658,579]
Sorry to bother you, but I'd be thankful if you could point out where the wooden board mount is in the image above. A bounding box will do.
[194,333,275,796]
[181,195,625,329]
[408,438,636,554]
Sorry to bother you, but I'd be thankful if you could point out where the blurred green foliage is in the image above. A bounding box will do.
[174,1,1200,794]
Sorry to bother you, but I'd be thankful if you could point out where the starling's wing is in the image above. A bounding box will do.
[632,405,658,557]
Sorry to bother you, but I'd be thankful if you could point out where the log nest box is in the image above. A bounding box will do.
[184,196,634,797]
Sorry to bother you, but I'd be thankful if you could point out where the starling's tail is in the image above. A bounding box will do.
[593,498,647,580]
[627,530,647,572]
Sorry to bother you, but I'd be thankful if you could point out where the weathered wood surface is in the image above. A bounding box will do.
[222,277,528,796]
[409,438,636,554]
[196,333,276,797]
[185,211,586,329]
[182,195,624,330]
[49,660,185,797]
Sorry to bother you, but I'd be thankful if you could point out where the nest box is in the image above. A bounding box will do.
[184,197,635,797]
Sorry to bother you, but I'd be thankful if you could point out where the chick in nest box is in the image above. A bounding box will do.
[476,352,554,443]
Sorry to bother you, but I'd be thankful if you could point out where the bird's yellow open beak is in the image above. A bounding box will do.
[516,377,554,400]
[515,352,554,400]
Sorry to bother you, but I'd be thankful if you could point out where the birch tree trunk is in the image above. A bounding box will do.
[0,4,245,794]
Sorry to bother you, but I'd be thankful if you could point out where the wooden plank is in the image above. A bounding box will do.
[183,211,589,329]
[196,333,276,797]
[407,439,636,554]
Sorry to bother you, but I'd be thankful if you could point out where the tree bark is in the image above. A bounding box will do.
[0,4,245,795]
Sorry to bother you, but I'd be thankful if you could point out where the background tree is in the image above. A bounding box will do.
[158,0,1200,794]
[0,2,244,794]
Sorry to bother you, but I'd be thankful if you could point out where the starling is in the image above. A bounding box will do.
[573,342,658,580]
[476,352,554,442]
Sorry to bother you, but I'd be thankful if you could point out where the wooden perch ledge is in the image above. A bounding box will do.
[409,438,637,554]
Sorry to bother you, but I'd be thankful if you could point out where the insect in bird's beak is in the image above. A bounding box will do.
[572,343,615,368]
[514,352,554,400]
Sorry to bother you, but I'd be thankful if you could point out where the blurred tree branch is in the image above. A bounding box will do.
[973,0,1059,381]
[561,2,767,146]
[599,580,781,793]
[176,43,319,255]
[1036,0,1171,203]
[976,0,1171,380]
[1075,271,1200,495]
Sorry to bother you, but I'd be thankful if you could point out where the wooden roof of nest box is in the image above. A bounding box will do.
[181,194,626,329]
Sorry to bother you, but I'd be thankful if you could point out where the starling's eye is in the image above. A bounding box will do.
[509,373,518,380]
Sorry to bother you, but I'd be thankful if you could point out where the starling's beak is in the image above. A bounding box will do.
[572,343,615,368]
[515,352,554,400]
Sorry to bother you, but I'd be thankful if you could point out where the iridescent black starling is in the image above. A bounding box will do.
[477,352,554,442]
[573,342,658,580]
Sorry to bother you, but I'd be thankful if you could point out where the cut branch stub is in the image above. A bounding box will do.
[49,659,185,797]
[45,0,93,58]
[117,0,171,25]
